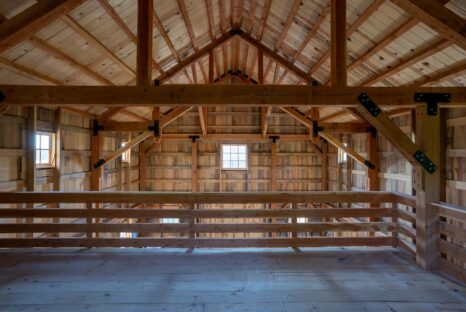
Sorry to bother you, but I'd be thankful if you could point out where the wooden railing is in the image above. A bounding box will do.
[433,202,466,283]
[0,191,405,248]
[393,192,417,256]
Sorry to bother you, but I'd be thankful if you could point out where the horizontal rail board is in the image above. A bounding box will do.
[392,192,416,207]
[0,222,396,233]
[397,209,416,224]
[0,237,395,248]
[0,191,396,204]
[439,222,466,243]
[438,240,466,263]
[0,208,394,218]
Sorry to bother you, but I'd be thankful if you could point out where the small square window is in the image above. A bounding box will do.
[121,142,130,162]
[338,143,348,164]
[222,144,248,170]
[35,132,55,167]
[161,218,180,224]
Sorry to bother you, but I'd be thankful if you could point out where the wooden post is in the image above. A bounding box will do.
[367,131,381,237]
[270,137,278,237]
[25,107,36,238]
[136,0,153,86]
[208,50,214,84]
[258,49,264,84]
[139,140,146,191]
[51,108,61,237]
[414,106,443,270]
[191,139,198,192]
[322,141,329,191]
[89,119,103,238]
[330,0,347,87]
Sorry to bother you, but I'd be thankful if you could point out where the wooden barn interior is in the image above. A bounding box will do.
[0,0,465,311]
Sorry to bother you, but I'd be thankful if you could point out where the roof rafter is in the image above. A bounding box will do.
[361,39,451,86]
[308,0,385,78]
[98,0,163,74]
[275,0,301,51]
[29,36,113,85]
[156,32,234,83]
[177,0,198,51]
[61,15,136,77]
[390,0,466,51]
[0,0,84,53]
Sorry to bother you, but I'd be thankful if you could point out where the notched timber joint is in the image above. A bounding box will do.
[148,120,160,137]
[92,119,104,136]
[269,135,280,143]
[230,28,243,35]
[357,93,381,117]
[312,121,324,138]
[414,93,451,116]
[413,150,437,174]
[366,126,377,138]
[94,158,105,169]
[189,135,200,142]
[364,160,376,170]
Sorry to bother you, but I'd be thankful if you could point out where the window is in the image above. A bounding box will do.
[338,143,348,164]
[297,217,307,223]
[121,142,130,162]
[222,144,247,170]
[161,218,179,224]
[35,132,54,167]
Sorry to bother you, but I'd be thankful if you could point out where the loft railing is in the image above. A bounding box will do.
[0,191,413,248]
[432,202,466,283]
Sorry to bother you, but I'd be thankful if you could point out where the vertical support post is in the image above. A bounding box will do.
[330,0,347,87]
[137,0,153,86]
[269,137,278,237]
[25,107,36,238]
[258,49,264,84]
[322,141,329,191]
[367,130,381,237]
[208,50,214,84]
[139,140,146,191]
[414,106,443,270]
[90,119,103,238]
[51,108,61,237]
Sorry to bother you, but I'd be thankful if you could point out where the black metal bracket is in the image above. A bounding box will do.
[366,126,377,138]
[148,120,160,137]
[92,119,104,136]
[357,93,381,117]
[413,150,437,173]
[230,28,243,35]
[414,93,451,116]
[94,158,105,169]
[0,91,5,102]
[154,79,161,86]
[269,135,280,143]
[312,121,324,138]
[364,160,376,170]
[189,135,200,143]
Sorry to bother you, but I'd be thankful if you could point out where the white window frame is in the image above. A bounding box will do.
[161,218,180,224]
[221,144,248,170]
[121,141,130,163]
[337,143,348,164]
[35,132,55,168]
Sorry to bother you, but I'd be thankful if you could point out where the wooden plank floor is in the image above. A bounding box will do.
[0,247,465,312]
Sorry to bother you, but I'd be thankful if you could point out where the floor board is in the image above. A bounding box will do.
[0,247,465,311]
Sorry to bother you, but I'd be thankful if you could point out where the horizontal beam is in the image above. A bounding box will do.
[0,208,394,219]
[101,120,369,133]
[0,237,395,248]
[0,191,397,204]
[0,222,396,233]
[0,85,465,107]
